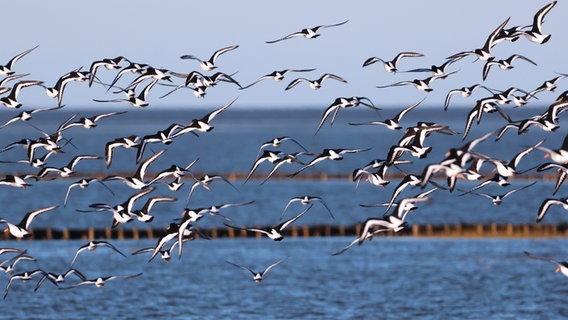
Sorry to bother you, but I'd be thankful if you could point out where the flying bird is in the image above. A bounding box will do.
[0,45,39,76]
[362,52,424,73]
[226,258,286,282]
[521,1,557,44]
[0,206,59,238]
[285,73,347,91]
[69,240,127,267]
[266,20,348,43]
[180,45,239,71]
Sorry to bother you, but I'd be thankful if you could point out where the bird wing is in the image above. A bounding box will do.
[204,98,237,123]
[5,45,39,70]
[285,78,308,90]
[262,258,286,276]
[395,97,425,122]
[20,205,58,230]
[266,31,305,44]
[320,73,347,83]
[209,45,239,64]
[278,204,313,231]
[135,149,166,180]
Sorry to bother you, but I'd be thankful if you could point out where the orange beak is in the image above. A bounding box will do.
[544,153,550,158]
[556,266,561,273]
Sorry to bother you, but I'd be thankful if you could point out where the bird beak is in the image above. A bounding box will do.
[556,266,561,273]
[544,153,550,158]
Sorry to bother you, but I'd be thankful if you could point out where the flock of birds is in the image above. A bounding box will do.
[1,1,568,299]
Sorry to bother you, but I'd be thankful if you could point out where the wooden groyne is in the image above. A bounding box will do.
[3,223,568,241]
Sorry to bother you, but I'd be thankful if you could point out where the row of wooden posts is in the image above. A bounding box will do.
[2,223,568,241]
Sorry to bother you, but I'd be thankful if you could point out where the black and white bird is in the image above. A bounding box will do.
[458,181,537,206]
[226,258,286,282]
[376,72,456,92]
[64,178,114,207]
[59,273,143,290]
[0,45,38,76]
[135,124,182,163]
[447,17,510,61]
[171,98,236,137]
[104,135,140,168]
[224,205,313,241]
[481,54,537,80]
[180,45,239,71]
[316,96,378,133]
[186,174,238,205]
[0,80,44,109]
[45,67,90,107]
[88,56,129,87]
[537,162,568,195]
[131,195,177,223]
[81,187,156,228]
[35,154,102,179]
[281,195,334,219]
[285,73,347,91]
[0,106,58,129]
[240,68,316,89]
[4,269,45,299]
[290,148,371,177]
[256,136,308,158]
[536,197,568,223]
[94,78,158,108]
[266,20,348,43]
[104,149,166,190]
[244,150,283,183]
[444,84,492,110]
[362,52,424,73]
[69,240,126,267]
[536,134,568,164]
[524,250,568,278]
[349,98,424,130]
[0,205,58,238]
[34,268,87,292]
[521,1,557,44]
[0,254,36,275]
[58,111,126,131]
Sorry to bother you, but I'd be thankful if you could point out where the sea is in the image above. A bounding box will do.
[0,105,567,319]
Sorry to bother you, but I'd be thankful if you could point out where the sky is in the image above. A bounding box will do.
[1,0,566,110]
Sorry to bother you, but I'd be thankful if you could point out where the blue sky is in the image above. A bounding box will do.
[3,1,566,109]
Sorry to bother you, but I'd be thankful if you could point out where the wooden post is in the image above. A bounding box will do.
[290,226,298,238]
[105,228,112,239]
[227,226,235,238]
[476,224,484,237]
[425,224,433,237]
[412,224,420,237]
[454,224,462,237]
[147,228,154,239]
[302,225,310,238]
[62,228,70,240]
[338,224,345,236]
[132,228,139,240]
[117,228,124,240]
[88,228,95,240]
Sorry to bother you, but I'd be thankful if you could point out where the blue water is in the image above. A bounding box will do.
[2,238,568,319]
[1,106,568,318]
